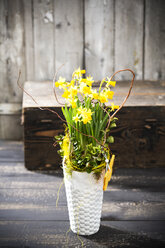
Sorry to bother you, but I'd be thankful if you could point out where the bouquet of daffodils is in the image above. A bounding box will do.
[55,68,132,189]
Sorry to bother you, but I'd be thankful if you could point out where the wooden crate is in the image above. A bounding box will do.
[23,81,165,170]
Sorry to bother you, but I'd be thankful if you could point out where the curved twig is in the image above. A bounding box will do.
[110,69,135,120]
[17,71,107,149]
[102,68,135,146]
[52,64,66,106]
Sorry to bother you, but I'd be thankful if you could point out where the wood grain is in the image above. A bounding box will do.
[0,141,165,247]
[85,0,114,80]
[144,0,165,80]
[54,0,83,80]
[23,0,34,81]
[0,221,164,247]
[33,0,54,80]
[115,0,143,80]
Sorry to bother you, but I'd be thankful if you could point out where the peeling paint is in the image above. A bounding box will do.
[44,11,53,23]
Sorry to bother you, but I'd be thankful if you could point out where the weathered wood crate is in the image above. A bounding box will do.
[23,81,165,170]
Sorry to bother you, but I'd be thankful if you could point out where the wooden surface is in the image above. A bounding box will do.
[85,0,114,80]
[0,141,165,247]
[0,0,165,139]
[23,81,165,170]
[23,80,165,108]
[115,0,143,80]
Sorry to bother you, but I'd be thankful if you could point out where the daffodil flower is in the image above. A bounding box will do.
[106,77,116,87]
[91,89,99,100]
[86,76,94,86]
[82,85,91,95]
[99,93,108,103]
[72,67,86,79]
[111,102,119,111]
[69,86,78,97]
[106,90,114,99]
[69,99,77,108]
[62,90,70,99]
[73,114,80,123]
[55,76,66,89]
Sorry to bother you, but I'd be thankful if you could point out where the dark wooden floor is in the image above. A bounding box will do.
[0,141,165,248]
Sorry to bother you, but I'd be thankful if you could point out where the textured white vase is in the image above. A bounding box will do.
[63,164,104,235]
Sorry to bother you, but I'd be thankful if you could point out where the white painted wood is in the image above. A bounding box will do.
[54,0,83,80]
[85,0,114,80]
[115,0,143,80]
[23,0,34,81]
[144,0,165,80]
[33,0,54,81]
[0,103,21,115]
[0,0,25,102]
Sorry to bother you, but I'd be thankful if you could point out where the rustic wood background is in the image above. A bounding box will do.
[0,0,165,139]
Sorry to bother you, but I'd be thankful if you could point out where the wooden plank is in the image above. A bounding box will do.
[144,0,165,80]
[85,0,114,80]
[0,0,25,140]
[23,0,34,80]
[0,0,25,102]
[0,141,24,161]
[23,81,165,108]
[0,221,164,247]
[0,115,23,140]
[0,164,165,193]
[0,200,164,221]
[115,0,143,80]
[33,0,54,80]
[54,0,83,80]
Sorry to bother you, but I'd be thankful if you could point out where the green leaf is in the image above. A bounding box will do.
[107,136,114,143]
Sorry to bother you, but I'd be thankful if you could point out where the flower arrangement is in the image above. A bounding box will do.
[55,68,135,190]
[17,66,135,235]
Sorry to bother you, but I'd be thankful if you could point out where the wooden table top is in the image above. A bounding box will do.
[0,141,165,247]
[23,80,165,108]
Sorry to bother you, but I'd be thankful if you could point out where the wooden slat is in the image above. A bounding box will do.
[0,141,24,162]
[144,0,165,80]
[85,0,114,80]
[0,0,25,102]
[33,0,54,80]
[0,201,164,221]
[23,81,165,108]
[23,0,34,80]
[0,0,25,140]
[0,221,164,247]
[115,0,143,80]
[0,115,23,140]
[54,0,83,80]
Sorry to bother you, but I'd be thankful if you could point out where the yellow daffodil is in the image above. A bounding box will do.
[73,114,80,123]
[62,90,70,99]
[67,80,75,87]
[81,108,93,124]
[91,89,99,100]
[86,76,94,86]
[106,90,114,100]
[82,86,91,95]
[69,86,78,97]
[77,106,84,115]
[106,77,116,87]
[111,102,119,111]
[99,93,108,103]
[80,78,87,83]
[72,67,86,79]
[69,99,77,108]
[55,76,66,88]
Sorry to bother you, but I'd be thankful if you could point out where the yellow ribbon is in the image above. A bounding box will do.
[103,155,115,191]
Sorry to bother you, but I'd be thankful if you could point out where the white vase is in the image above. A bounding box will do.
[63,163,104,235]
